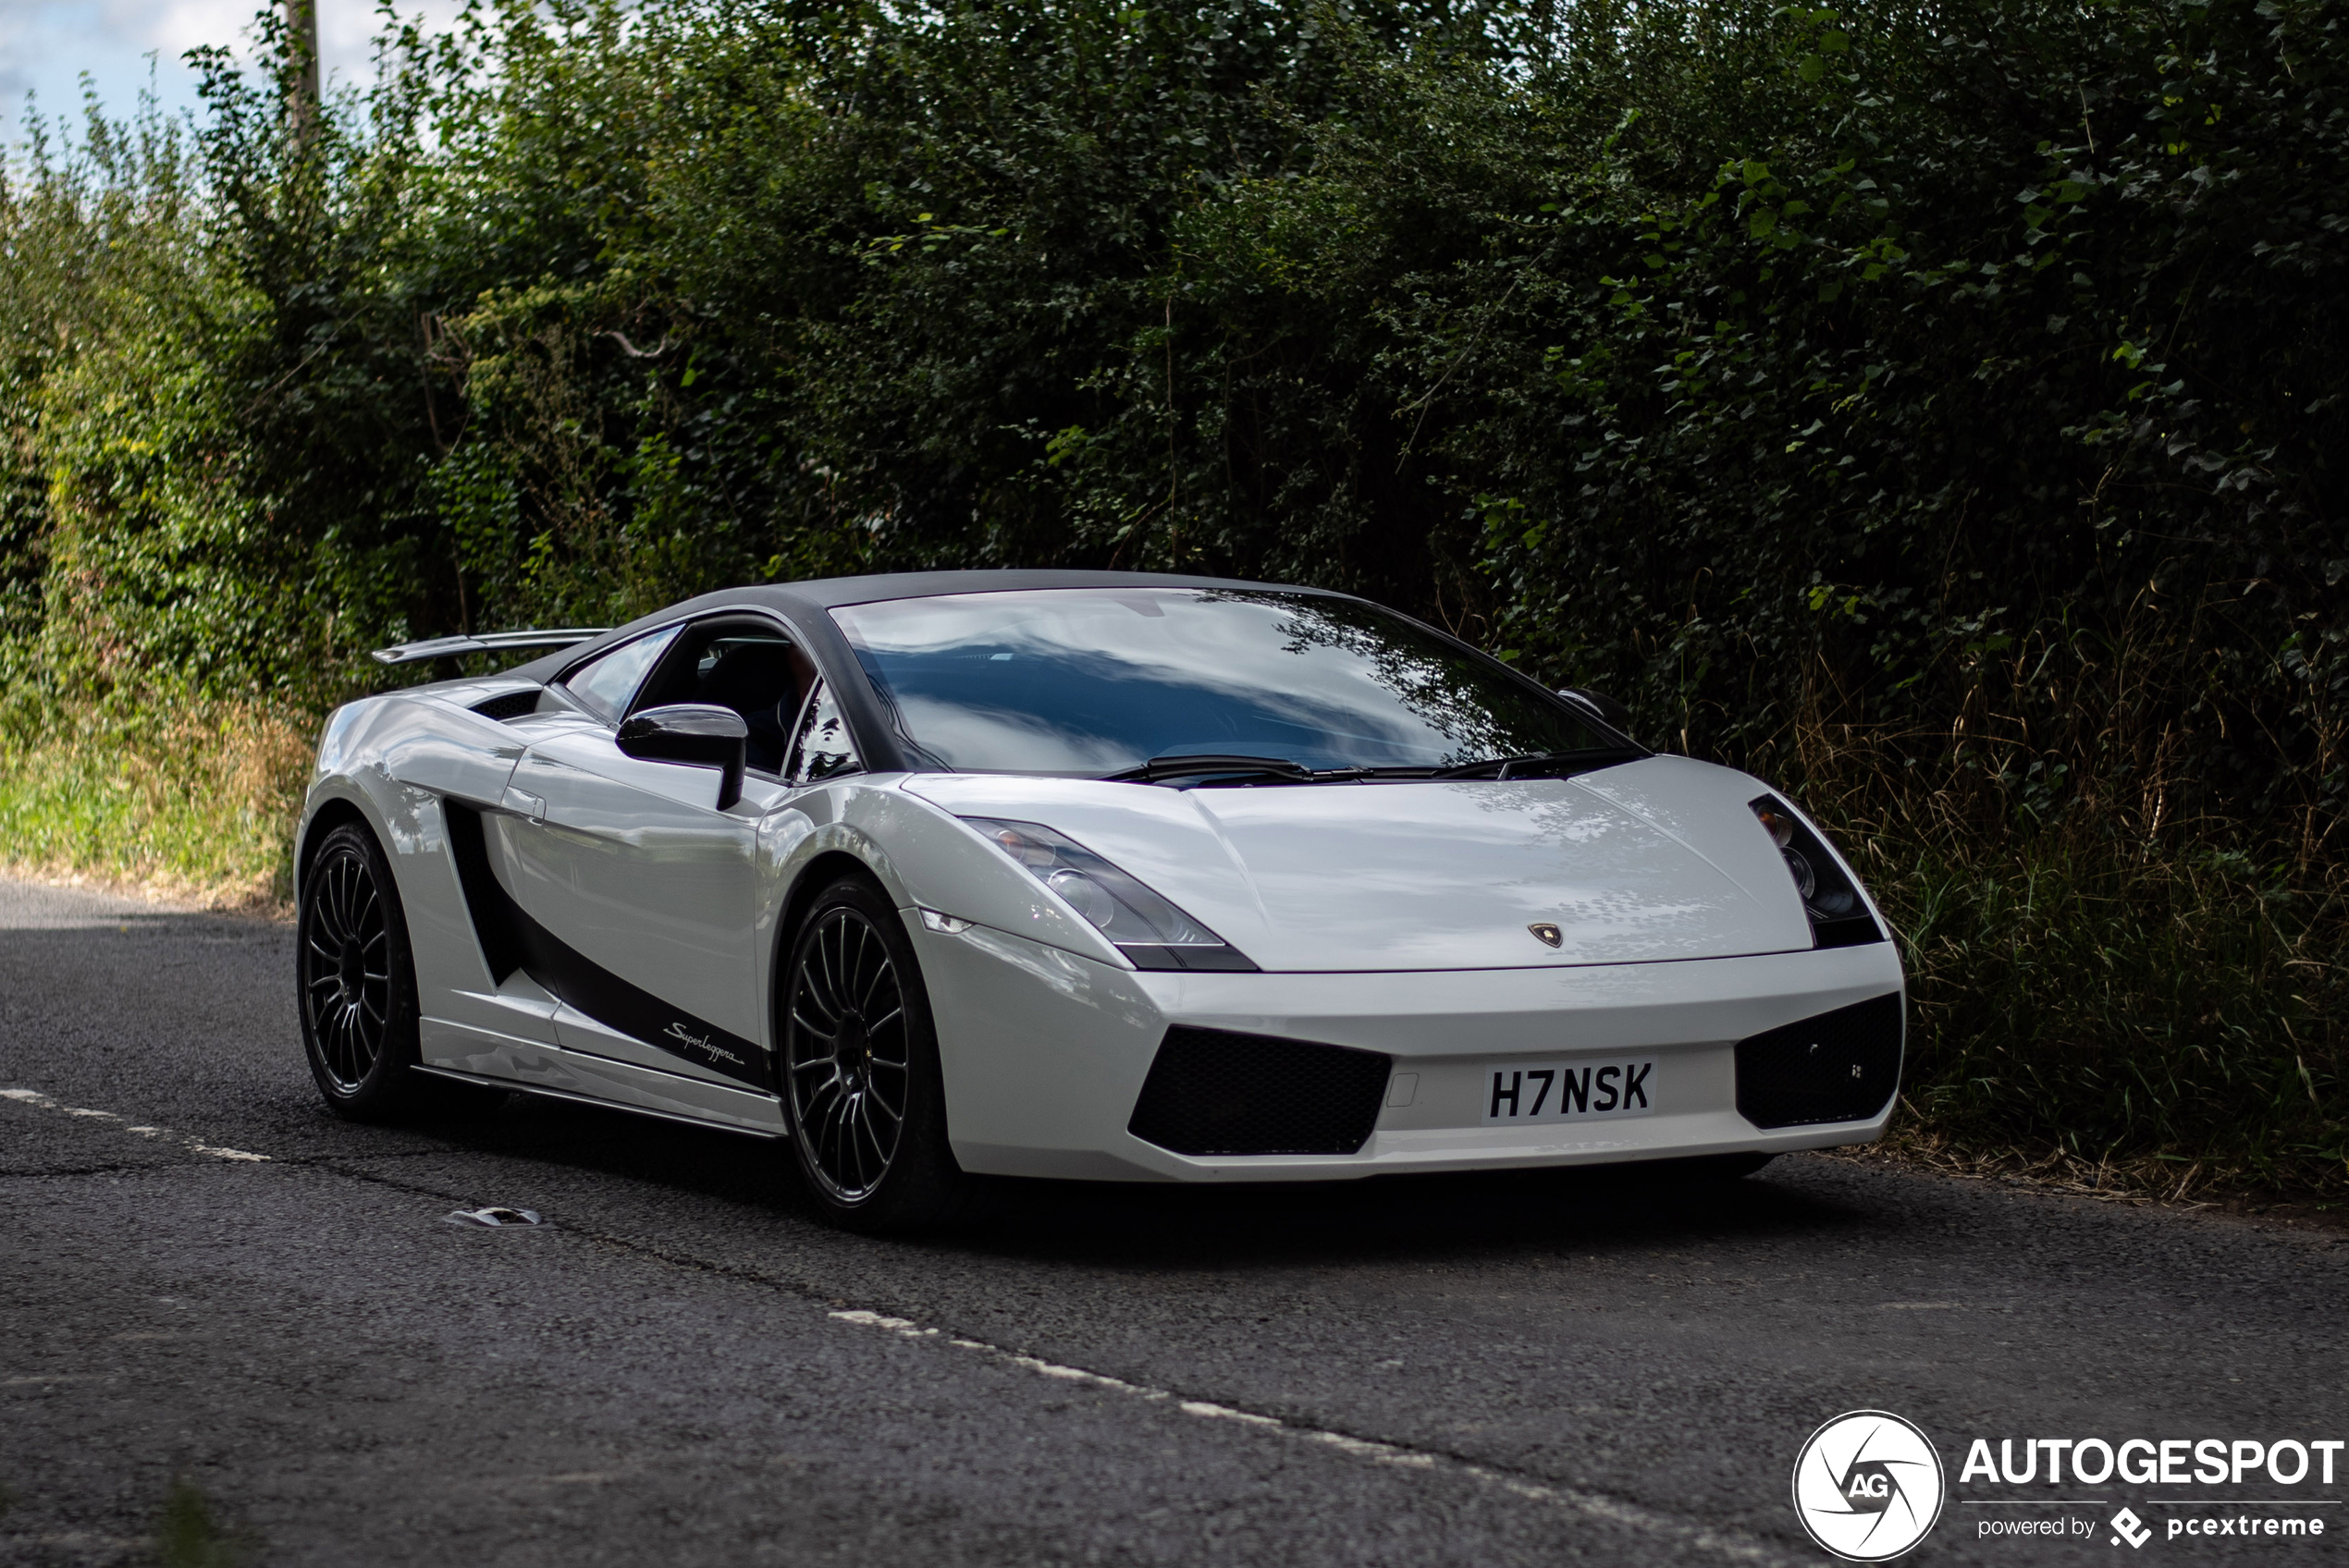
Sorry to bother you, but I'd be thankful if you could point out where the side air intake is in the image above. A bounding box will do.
[1734,992,1904,1129]
[471,689,542,722]
[1127,1026,1391,1157]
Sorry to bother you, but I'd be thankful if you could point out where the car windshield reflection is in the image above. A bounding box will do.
[829,588,1619,778]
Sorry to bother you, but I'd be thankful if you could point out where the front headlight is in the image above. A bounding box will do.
[1748,795,1884,949]
[963,817,1258,972]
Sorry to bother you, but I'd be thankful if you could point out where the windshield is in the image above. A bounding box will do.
[829,588,1617,776]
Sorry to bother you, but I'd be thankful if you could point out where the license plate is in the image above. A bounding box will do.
[1482,1059,1657,1124]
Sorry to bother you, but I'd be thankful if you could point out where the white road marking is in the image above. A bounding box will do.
[830,1308,1799,1564]
[0,1084,1793,1562]
[1,1088,271,1164]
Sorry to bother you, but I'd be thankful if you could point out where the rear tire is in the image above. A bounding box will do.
[299,820,430,1121]
[299,821,509,1122]
[779,876,965,1232]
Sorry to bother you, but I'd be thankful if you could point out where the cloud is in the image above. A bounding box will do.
[3,0,461,128]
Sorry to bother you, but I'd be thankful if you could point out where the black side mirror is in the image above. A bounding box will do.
[1557,687,1635,733]
[617,703,749,810]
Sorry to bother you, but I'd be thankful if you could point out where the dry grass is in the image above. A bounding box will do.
[0,702,312,914]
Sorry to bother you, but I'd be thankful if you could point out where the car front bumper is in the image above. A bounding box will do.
[916,917,1905,1183]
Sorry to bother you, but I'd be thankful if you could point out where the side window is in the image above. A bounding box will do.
[787,681,862,785]
[634,619,812,777]
[562,626,681,724]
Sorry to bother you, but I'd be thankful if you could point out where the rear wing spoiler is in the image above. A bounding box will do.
[371,629,610,667]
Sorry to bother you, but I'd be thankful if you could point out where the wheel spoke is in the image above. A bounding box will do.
[830,918,854,1014]
[846,921,871,1006]
[847,1107,875,1191]
[855,940,889,1015]
[325,858,351,940]
[820,917,842,1011]
[827,911,845,1009]
[831,1098,859,1182]
[796,977,841,1024]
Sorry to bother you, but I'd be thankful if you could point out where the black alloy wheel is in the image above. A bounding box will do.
[303,833,394,1093]
[297,818,462,1121]
[780,877,963,1231]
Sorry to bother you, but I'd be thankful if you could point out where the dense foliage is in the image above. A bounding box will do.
[2,0,2342,1184]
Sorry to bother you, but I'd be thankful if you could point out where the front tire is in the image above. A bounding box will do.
[780,877,964,1232]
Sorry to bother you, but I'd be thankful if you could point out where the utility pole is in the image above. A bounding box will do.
[286,0,321,147]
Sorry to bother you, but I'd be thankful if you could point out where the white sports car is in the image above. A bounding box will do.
[297,571,1904,1229]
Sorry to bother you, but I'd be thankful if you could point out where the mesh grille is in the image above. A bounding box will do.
[1734,992,1904,1129]
[1128,1026,1392,1157]
[471,689,542,722]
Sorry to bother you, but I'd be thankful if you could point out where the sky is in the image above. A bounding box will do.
[2,0,454,133]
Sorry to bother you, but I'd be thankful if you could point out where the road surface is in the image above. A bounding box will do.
[0,876,2341,1565]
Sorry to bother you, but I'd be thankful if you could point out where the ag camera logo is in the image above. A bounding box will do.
[1792,1410,1947,1561]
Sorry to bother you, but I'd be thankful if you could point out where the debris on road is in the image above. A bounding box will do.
[443,1207,543,1227]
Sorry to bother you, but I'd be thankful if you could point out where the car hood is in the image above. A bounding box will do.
[902,756,1814,972]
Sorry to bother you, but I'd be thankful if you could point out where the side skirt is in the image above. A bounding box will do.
[413,1065,787,1140]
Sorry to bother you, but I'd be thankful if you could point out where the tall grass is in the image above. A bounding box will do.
[0,704,311,909]
[1884,838,2343,1194]
[1777,625,2348,1199]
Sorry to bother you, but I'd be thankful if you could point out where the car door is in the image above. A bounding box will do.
[493,617,810,1092]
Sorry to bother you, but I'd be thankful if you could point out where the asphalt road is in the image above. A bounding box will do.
[1,876,2343,1568]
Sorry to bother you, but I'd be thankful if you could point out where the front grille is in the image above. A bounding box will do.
[1127,1026,1391,1157]
[1734,992,1904,1129]
[471,689,542,722]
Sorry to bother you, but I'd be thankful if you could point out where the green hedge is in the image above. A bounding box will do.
[3,0,2341,1186]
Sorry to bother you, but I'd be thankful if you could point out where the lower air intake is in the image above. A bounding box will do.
[1128,1026,1391,1157]
[1734,992,1904,1129]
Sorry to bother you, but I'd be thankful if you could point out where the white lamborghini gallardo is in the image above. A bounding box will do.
[296,571,1905,1229]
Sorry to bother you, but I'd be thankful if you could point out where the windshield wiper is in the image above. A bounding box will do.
[1105,752,1638,786]
[1434,747,1644,780]
[1103,754,1314,784]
